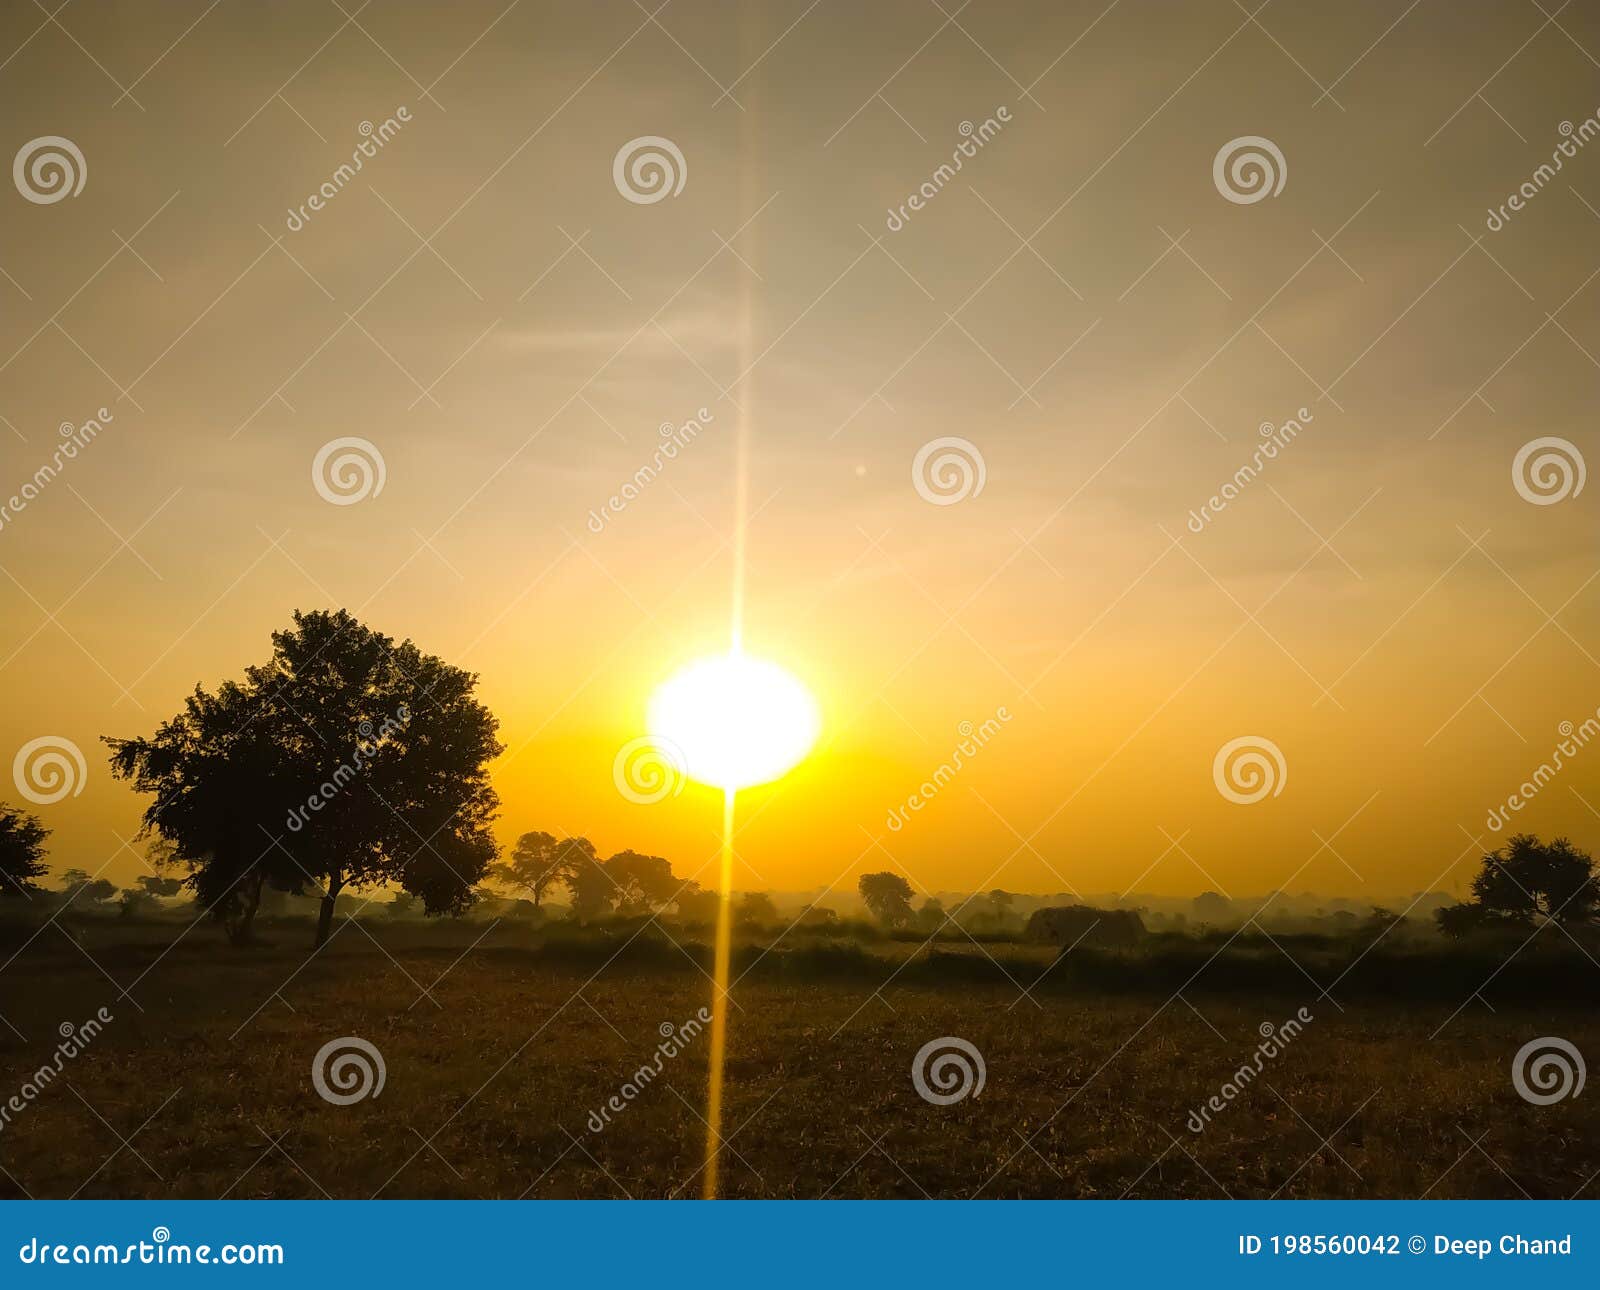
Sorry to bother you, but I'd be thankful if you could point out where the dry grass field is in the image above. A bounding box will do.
[1,918,1596,1200]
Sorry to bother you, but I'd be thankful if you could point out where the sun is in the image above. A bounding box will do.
[647,651,820,792]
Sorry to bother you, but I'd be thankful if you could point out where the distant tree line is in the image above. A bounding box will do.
[5,608,1597,953]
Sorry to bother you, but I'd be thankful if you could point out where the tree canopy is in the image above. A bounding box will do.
[1436,834,1599,937]
[106,609,503,946]
[0,803,49,897]
[859,871,915,927]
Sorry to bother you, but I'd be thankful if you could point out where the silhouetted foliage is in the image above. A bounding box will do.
[858,871,914,928]
[106,609,503,947]
[603,851,678,915]
[0,804,48,897]
[491,831,592,908]
[674,885,720,924]
[737,891,779,927]
[565,842,613,923]
[1436,834,1599,938]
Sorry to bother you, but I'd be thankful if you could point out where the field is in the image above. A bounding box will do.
[1,916,1597,1200]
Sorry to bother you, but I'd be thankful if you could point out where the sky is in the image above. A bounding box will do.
[1,0,1597,907]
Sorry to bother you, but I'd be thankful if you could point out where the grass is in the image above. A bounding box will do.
[0,914,1595,1199]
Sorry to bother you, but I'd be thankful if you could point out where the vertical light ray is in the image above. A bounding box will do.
[702,786,736,1199]
[702,6,763,1200]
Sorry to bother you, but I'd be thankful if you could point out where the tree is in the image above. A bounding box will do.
[915,896,946,932]
[0,804,48,896]
[62,874,117,907]
[1436,834,1599,937]
[107,609,503,947]
[737,891,779,927]
[674,885,720,924]
[604,851,679,915]
[138,875,185,899]
[566,845,616,923]
[491,832,592,909]
[858,872,914,928]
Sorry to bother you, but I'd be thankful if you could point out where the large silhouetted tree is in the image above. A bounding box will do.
[491,832,594,909]
[858,872,914,928]
[0,803,48,897]
[1436,834,1599,937]
[604,850,678,915]
[106,609,503,947]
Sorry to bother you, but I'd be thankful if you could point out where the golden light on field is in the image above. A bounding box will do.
[647,652,820,792]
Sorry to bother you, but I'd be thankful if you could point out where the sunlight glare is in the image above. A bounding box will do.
[648,652,820,791]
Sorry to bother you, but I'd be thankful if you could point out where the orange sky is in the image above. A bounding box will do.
[1,1,1597,905]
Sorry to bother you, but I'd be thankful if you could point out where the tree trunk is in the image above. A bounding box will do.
[314,874,342,948]
[223,871,265,946]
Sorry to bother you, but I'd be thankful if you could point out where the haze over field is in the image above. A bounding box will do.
[1,0,1597,904]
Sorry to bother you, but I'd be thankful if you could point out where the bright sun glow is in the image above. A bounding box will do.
[648,652,820,791]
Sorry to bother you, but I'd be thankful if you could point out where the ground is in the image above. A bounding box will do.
[0,919,1595,1199]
